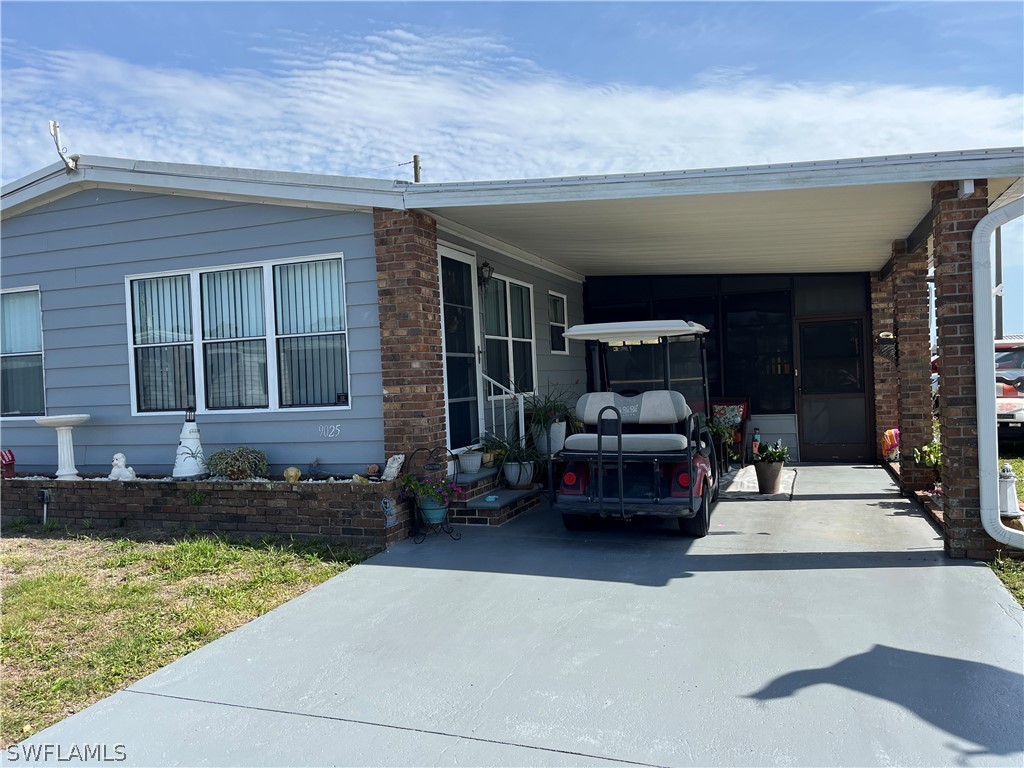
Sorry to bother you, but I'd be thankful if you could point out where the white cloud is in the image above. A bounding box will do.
[2,28,1022,185]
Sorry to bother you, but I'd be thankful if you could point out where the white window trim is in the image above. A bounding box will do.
[0,285,46,420]
[548,290,569,356]
[484,273,538,400]
[124,253,352,416]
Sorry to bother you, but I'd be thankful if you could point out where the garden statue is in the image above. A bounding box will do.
[173,409,207,479]
[108,453,137,481]
[283,466,302,483]
[381,454,405,481]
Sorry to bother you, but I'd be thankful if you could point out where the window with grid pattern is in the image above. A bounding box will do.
[128,256,348,413]
[1,289,45,416]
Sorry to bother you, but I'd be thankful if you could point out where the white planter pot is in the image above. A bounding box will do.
[532,420,567,456]
[458,452,483,474]
[503,461,536,489]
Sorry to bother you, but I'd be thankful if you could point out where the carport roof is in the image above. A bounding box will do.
[408,147,1023,279]
[3,147,1021,281]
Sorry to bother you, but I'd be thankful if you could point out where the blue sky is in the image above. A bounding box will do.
[2,1,1022,330]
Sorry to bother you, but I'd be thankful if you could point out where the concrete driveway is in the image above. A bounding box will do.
[20,466,1024,767]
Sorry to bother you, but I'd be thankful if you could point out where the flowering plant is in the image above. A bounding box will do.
[752,439,790,463]
[397,473,465,506]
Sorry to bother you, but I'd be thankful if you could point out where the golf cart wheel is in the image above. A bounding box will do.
[679,486,710,538]
[562,512,591,531]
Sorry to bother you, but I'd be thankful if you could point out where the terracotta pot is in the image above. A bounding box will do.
[754,461,784,494]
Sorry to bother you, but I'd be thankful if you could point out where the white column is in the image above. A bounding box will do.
[54,426,82,480]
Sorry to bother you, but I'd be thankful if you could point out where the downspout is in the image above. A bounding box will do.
[972,194,1024,550]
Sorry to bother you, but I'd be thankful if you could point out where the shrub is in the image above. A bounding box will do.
[206,447,270,480]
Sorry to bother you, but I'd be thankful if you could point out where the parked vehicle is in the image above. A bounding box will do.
[996,338,1024,441]
[550,320,719,537]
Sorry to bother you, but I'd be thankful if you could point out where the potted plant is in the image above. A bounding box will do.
[752,440,789,494]
[524,385,580,457]
[489,433,541,489]
[458,449,483,474]
[708,415,739,473]
[398,472,465,524]
[480,433,506,468]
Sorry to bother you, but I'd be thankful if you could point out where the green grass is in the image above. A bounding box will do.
[0,531,369,747]
[991,554,1024,606]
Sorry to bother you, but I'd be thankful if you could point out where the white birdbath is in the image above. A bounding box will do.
[35,414,91,480]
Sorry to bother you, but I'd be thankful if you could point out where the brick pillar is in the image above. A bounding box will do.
[932,179,992,558]
[893,239,933,491]
[373,208,446,459]
[871,269,899,461]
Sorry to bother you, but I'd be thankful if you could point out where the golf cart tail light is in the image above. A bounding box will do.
[559,463,587,495]
[670,466,690,496]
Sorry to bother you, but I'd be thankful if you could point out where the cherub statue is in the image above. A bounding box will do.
[108,452,137,481]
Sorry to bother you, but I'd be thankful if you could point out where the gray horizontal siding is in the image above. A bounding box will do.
[2,189,384,477]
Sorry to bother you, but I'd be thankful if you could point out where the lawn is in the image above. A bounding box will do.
[991,554,1024,606]
[0,528,369,748]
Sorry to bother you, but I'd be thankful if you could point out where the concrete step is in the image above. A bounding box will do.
[449,483,543,527]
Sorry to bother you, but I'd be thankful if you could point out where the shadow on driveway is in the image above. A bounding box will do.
[748,644,1024,761]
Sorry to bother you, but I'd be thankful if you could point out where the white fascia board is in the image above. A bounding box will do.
[2,156,409,219]
[405,147,1024,208]
[429,211,584,283]
[1,162,94,220]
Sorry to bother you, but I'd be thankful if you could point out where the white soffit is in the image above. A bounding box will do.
[416,179,1017,275]
[409,148,1023,276]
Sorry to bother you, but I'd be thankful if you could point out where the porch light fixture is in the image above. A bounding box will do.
[477,261,494,288]
[875,332,898,362]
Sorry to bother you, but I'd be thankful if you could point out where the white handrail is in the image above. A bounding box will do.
[481,373,526,446]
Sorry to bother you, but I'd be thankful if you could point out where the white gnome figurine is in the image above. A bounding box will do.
[381,454,405,481]
[108,452,137,481]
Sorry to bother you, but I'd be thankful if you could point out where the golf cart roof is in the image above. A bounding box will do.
[562,320,709,343]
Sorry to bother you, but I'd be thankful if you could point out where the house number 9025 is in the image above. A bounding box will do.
[318,424,342,438]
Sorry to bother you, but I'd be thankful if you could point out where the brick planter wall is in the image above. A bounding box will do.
[1,478,413,550]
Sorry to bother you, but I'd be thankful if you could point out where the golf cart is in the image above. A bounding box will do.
[549,320,719,537]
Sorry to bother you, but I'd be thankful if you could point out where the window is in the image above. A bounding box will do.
[484,276,535,393]
[128,256,348,413]
[1,289,44,416]
[131,274,195,411]
[274,259,348,407]
[202,267,268,409]
[549,292,568,354]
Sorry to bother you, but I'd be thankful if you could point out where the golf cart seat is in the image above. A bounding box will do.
[562,390,693,454]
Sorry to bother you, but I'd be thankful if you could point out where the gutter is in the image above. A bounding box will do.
[973,194,1024,550]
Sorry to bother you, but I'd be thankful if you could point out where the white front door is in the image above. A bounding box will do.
[440,247,483,450]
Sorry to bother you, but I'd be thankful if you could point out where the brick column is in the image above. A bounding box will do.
[893,239,933,491]
[373,208,446,459]
[870,269,899,461]
[932,179,992,558]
